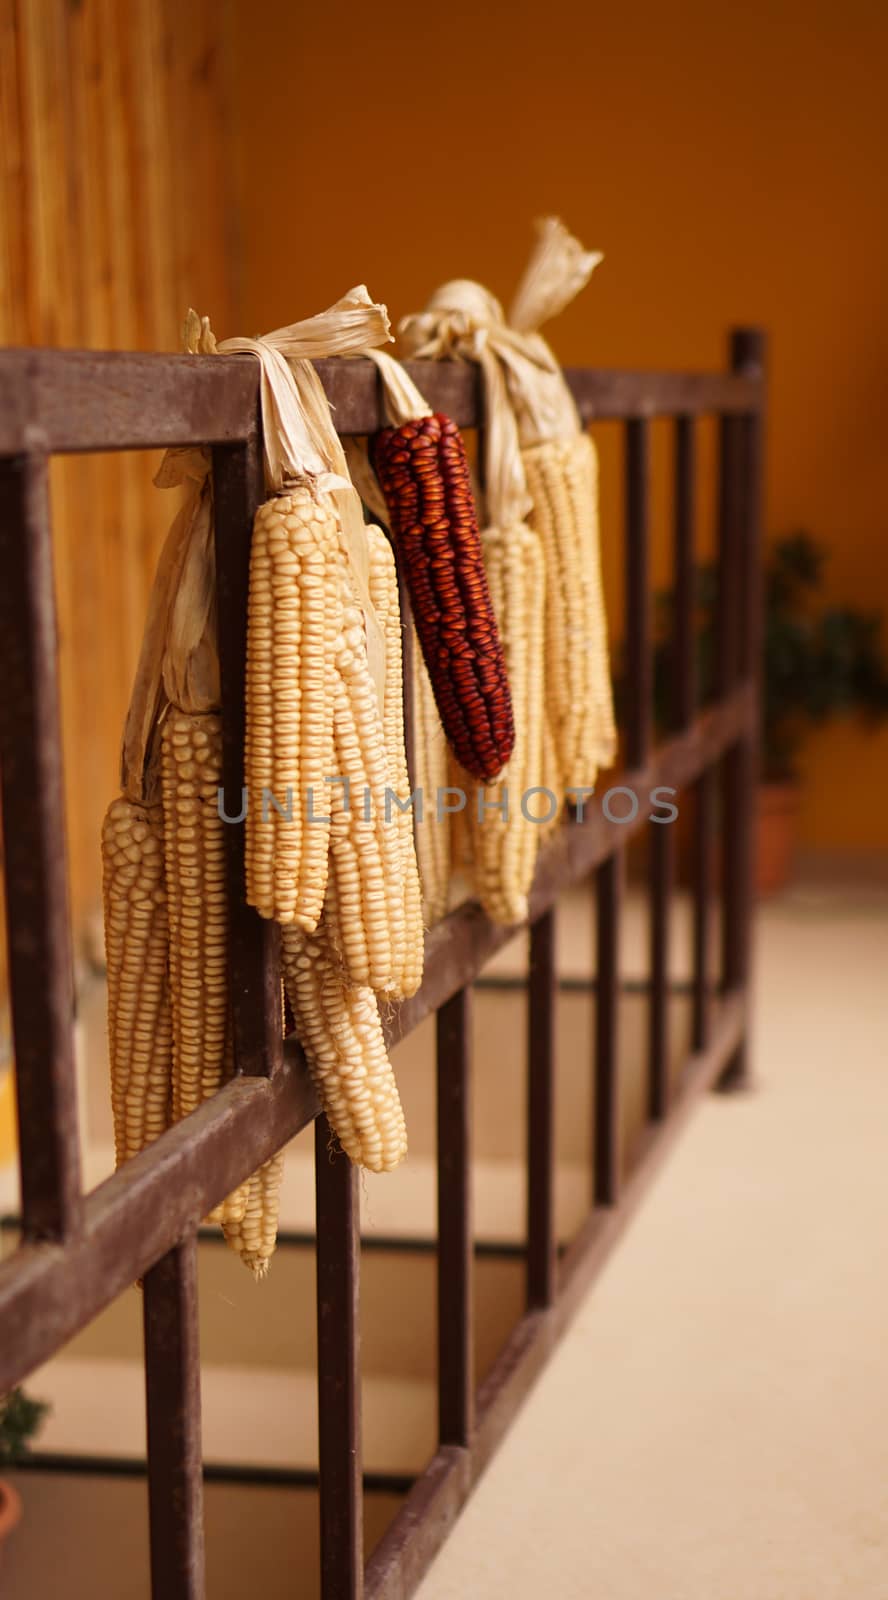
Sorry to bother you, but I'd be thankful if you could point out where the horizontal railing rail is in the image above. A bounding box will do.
[0,348,760,454]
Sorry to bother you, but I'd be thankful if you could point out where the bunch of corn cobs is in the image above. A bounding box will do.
[102,292,613,1278]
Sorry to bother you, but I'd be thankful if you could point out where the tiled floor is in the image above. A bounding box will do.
[415,879,888,1599]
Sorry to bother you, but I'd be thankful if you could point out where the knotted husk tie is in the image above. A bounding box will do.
[399,219,616,788]
[121,291,392,802]
[219,286,392,710]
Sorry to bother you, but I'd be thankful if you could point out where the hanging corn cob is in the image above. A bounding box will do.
[508,219,616,791]
[466,522,546,924]
[101,796,171,1167]
[344,401,454,929]
[222,1151,286,1279]
[364,523,424,995]
[371,411,514,784]
[104,295,427,1279]
[391,325,548,925]
[413,635,452,924]
[322,561,408,996]
[400,224,617,802]
[243,487,342,929]
[281,921,407,1174]
[539,708,564,838]
[101,315,218,1180]
[160,709,250,1227]
[520,430,615,792]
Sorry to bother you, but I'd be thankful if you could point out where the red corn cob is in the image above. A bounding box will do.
[371,413,514,782]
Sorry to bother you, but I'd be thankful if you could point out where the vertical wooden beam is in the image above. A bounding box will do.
[436,987,474,1445]
[0,452,82,1242]
[316,1119,363,1599]
[527,910,557,1309]
[143,1236,206,1600]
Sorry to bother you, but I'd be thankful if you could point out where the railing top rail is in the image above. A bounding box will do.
[0,348,764,456]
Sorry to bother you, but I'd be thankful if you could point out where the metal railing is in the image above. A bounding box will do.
[0,330,765,1598]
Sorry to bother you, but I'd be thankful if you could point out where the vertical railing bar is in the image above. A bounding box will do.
[646,414,695,1120]
[212,435,282,1078]
[715,413,742,702]
[316,1118,363,1599]
[436,986,474,1445]
[691,765,716,1051]
[593,852,622,1205]
[143,1234,206,1600]
[527,909,556,1309]
[0,450,82,1242]
[625,417,652,769]
[716,388,744,997]
[647,823,671,1121]
[672,414,696,731]
[720,327,766,1087]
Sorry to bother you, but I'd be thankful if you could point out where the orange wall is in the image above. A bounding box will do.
[231,0,888,850]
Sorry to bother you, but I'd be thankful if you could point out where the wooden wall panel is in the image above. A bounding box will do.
[0,0,241,963]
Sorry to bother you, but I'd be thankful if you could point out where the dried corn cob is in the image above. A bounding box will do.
[161,709,248,1227]
[282,922,407,1173]
[412,633,451,924]
[522,431,616,790]
[323,567,409,997]
[467,524,546,925]
[371,413,514,783]
[539,709,564,838]
[365,523,424,998]
[245,488,342,928]
[101,797,171,1167]
[222,1150,285,1280]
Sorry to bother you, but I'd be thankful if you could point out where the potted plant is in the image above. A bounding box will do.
[0,1386,49,1556]
[653,534,888,895]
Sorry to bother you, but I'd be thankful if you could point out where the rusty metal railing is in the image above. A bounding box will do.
[0,331,765,1598]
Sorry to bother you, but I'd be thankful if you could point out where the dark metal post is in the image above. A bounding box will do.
[436,986,474,1445]
[316,1119,363,1598]
[625,418,652,769]
[672,416,696,730]
[720,327,766,1087]
[0,452,82,1241]
[143,1236,206,1600]
[527,910,557,1307]
[594,852,622,1204]
[692,766,716,1051]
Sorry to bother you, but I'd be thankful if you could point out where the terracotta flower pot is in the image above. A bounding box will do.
[0,1477,22,1554]
[756,780,800,897]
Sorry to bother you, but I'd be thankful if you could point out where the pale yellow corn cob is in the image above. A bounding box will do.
[222,1150,285,1279]
[522,432,616,791]
[412,629,451,924]
[323,567,407,996]
[245,488,342,928]
[101,797,171,1167]
[204,1025,250,1229]
[365,524,424,999]
[468,524,546,925]
[539,709,564,838]
[161,709,248,1227]
[282,922,408,1174]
